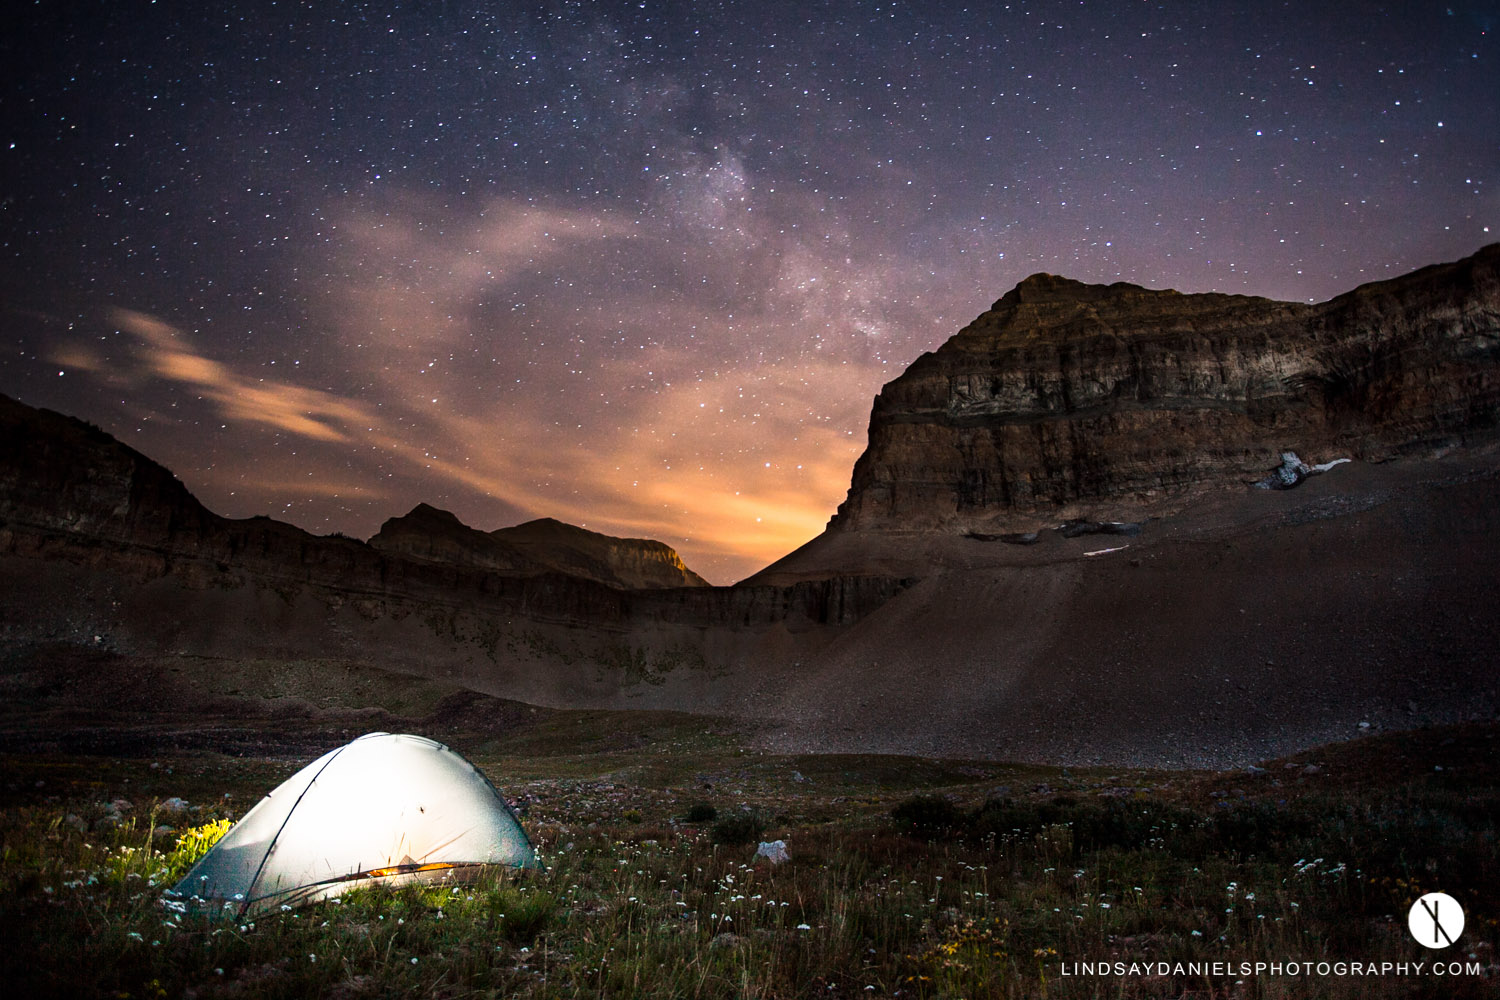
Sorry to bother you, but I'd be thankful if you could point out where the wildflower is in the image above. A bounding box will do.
[411,957,418,965]
[796,923,811,931]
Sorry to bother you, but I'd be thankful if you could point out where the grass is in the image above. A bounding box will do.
[0,723,1496,998]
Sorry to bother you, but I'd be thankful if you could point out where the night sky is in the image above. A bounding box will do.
[2,2,1496,582]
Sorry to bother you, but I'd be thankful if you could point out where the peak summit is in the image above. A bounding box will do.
[998,272,1155,307]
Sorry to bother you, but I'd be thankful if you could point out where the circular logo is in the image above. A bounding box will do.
[1407,892,1464,949]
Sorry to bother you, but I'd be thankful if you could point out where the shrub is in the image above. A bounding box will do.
[891,795,961,837]
[163,818,233,881]
[960,796,1209,857]
[499,889,557,944]
[711,811,765,846]
[683,802,717,824]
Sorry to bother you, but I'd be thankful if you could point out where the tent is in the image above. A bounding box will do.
[170,732,537,916]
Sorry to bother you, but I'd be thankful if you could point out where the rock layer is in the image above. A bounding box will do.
[832,244,1500,531]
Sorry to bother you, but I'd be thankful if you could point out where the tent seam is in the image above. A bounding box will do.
[237,742,355,918]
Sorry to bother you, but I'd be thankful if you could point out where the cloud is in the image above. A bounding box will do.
[88,164,966,581]
[113,308,374,443]
[296,184,904,579]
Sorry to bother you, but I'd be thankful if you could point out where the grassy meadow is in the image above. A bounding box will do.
[0,715,1495,999]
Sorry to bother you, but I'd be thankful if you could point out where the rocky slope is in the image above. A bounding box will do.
[830,244,1500,532]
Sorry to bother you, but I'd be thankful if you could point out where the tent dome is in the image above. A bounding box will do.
[172,732,536,916]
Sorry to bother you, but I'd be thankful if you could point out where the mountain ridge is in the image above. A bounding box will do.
[0,393,710,591]
[370,503,710,590]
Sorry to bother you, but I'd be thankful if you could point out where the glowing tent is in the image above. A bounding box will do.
[171,732,536,916]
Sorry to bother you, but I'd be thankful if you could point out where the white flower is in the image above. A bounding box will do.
[796,923,811,931]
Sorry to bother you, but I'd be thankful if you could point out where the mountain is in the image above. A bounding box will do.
[828,243,1500,535]
[0,392,905,718]
[727,246,1500,765]
[370,505,709,590]
[0,392,708,591]
[3,246,1499,767]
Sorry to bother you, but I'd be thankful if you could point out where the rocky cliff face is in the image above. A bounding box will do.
[370,506,709,589]
[831,244,1500,531]
[0,394,217,549]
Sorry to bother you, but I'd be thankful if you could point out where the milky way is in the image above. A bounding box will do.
[2,2,1495,581]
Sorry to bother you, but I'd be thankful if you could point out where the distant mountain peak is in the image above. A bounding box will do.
[399,502,467,525]
[372,506,709,589]
[994,272,1163,308]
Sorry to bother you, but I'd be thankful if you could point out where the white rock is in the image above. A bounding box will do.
[755,840,790,864]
